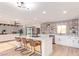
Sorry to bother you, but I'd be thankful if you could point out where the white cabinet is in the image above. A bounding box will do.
[55,35,61,44]
[0,34,19,42]
[55,35,70,45]
[71,37,79,48]
[55,35,79,48]
[65,36,72,46]
[55,35,60,44]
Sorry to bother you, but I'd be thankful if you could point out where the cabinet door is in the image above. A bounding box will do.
[66,36,72,46]
[55,36,61,44]
[72,38,79,48]
[59,36,68,45]
[55,35,64,44]
[55,35,72,46]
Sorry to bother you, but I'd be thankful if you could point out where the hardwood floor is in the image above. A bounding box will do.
[0,41,40,56]
[0,41,79,56]
[0,41,16,53]
[52,44,79,56]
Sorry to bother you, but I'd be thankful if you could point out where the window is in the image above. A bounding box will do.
[57,25,66,34]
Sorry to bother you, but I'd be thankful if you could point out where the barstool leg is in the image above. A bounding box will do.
[40,45,42,55]
[29,46,35,56]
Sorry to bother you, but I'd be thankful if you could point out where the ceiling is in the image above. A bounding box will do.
[0,2,79,27]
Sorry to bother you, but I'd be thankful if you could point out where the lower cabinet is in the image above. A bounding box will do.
[0,34,19,42]
[72,38,79,48]
[55,35,79,48]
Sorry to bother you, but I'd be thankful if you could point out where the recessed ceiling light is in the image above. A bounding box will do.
[63,10,67,14]
[42,11,46,14]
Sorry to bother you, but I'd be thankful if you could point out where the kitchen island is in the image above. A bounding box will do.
[20,34,53,56]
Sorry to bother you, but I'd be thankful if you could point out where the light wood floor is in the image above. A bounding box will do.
[52,44,79,56]
[0,41,16,53]
[0,41,40,56]
[0,41,79,56]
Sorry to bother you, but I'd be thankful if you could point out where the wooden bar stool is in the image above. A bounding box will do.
[29,39,41,56]
[20,37,32,55]
[15,37,22,51]
[34,40,42,54]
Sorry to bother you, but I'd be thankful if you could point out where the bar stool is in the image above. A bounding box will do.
[34,40,42,54]
[15,37,22,51]
[20,37,32,55]
[29,39,41,56]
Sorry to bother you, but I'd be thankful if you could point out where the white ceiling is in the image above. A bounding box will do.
[0,2,79,27]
